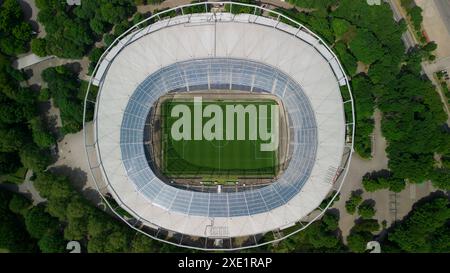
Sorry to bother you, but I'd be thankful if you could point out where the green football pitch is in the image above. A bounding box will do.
[160,99,279,178]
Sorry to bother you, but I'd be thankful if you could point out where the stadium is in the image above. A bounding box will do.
[83,2,355,250]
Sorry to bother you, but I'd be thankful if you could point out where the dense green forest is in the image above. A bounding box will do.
[0,0,54,178]
[260,210,347,253]
[33,0,136,58]
[383,195,450,252]
[1,0,449,253]
[0,176,172,253]
[280,0,449,190]
[41,66,95,134]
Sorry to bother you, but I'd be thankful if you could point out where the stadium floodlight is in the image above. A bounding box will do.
[83,1,355,251]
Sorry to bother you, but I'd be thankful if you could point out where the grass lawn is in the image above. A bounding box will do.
[161,99,279,178]
[0,167,27,184]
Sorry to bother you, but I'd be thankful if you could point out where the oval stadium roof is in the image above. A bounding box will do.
[88,7,352,248]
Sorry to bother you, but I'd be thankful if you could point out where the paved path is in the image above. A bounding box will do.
[422,62,450,125]
[387,0,417,50]
[49,122,103,206]
[333,109,438,242]
[333,109,388,240]
[13,54,54,70]
[387,0,450,125]
[416,0,450,58]
[23,56,90,91]
[19,0,46,38]
[0,170,46,205]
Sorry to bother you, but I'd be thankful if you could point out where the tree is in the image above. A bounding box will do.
[38,231,66,253]
[352,219,380,233]
[64,218,87,241]
[87,212,115,237]
[358,201,376,219]
[66,196,92,220]
[0,0,33,56]
[349,28,385,65]
[132,12,149,26]
[87,234,107,253]
[347,218,380,253]
[0,152,21,175]
[100,3,134,25]
[351,75,377,158]
[0,127,27,152]
[88,47,105,74]
[103,33,116,47]
[0,191,35,252]
[345,191,363,215]
[41,66,85,134]
[362,170,406,193]
[89,16,106,35]
[19,144,52,171]
[0,0,22,31]
[0,97,25,124]
[322,211,339,231]
[387,197,450,252]
[29,117,55,149]
[347,231,372,253]
[12,22,33,42]
[307,225,340,249]
[46,198,70,221]
[430,168,450,190]
[25,205,59,239]
[423,41,437,52]
[408,6,423,31]
[331,18,351,38]
[104,231,130,252]
[8,194,31,216]
[31,38,48,57]
[131,234,157,253]
[334,41,357,76]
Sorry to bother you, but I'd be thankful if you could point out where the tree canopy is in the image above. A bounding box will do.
[35,0,136,58]
[0,0,33,55]
[386,196,450,252]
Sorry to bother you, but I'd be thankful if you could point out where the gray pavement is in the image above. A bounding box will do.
[0,170,46,205]
[434,0,450,36]
[13,54,54,70]
[333,109,439,241]
[387,0,417,49]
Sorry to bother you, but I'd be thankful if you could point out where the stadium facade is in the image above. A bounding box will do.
[83,2,355,250]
